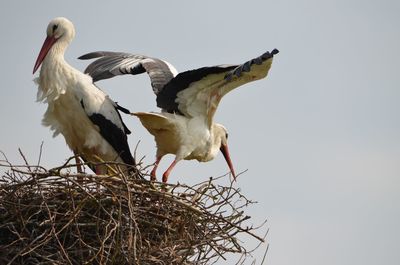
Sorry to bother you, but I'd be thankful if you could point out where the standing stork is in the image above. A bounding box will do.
[79,49,278,182]
[33,17,135,175]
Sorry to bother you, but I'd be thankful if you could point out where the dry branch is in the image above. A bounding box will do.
[0,155,266,264]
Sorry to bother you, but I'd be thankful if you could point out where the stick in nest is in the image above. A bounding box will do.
[0,155,268,264]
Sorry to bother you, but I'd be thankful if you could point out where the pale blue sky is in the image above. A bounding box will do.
[1,1,399,264]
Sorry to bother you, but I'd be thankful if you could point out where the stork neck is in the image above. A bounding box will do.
[40,40,73,77]
[40,54,69,82]
[36,40,76,102]
[203,125,220,159]
[47,40,69,61]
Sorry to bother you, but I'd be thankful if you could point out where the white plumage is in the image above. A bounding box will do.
[80,48,278,182]
[33,17,134,174]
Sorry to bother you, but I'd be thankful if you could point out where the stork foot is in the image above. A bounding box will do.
[150,155,164,182]
[94,165,102,191]
[74,154,84,184]
[150,168,157,181]
[162,172,169,183]
[162,159,178,183]
[75,155,83,173]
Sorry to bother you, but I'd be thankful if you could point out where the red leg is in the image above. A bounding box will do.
[162,159,178,183]
[74,153,83,173]
[95,165,102,191]
[74,152,84,183]
[150,155,163,181]
[95,165,101,175]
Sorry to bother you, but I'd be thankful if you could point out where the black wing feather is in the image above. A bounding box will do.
[157,49,279,114]
[88,113,135,166]
[79,51,175,94]
[156,65,237,114]
[80,100,135,166]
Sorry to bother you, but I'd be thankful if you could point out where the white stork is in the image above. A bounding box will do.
[79,49,278,182]
[33,17,135,174]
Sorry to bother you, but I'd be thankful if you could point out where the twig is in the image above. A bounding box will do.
[0,155,267,264]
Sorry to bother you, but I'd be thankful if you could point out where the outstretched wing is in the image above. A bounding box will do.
[157,49,279,127]
[79,51,178,95]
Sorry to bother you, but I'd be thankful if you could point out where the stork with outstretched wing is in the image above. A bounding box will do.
[79,49,278,182]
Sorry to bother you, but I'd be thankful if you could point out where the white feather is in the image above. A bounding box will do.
[34,17,131,170]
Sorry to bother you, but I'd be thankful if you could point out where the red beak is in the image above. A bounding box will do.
[33,36,57,74]
[220,143,236,180]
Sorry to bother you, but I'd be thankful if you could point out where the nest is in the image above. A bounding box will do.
[0,152,267,265]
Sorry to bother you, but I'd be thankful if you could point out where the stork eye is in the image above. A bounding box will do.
[52,24,58,32]
[225,133,229,139]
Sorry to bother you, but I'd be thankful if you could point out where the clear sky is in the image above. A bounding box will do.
[1,1,399,264]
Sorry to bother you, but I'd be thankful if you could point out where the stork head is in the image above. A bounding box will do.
[214,124,236,180]
[33,17,75,74]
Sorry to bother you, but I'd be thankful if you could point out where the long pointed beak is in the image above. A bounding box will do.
[220,143,236,181]
[33,36,57,74]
